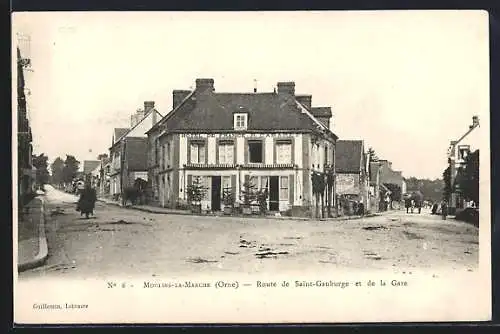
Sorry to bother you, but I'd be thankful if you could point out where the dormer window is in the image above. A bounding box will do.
[234,113,248,131]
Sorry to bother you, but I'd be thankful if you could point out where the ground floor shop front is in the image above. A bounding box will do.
[155,168,313,213]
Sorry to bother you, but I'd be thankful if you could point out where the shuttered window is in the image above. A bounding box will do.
[276,140,292,164]
[280,176,289,200]
[218,142,234,164]
[190,142,206,164]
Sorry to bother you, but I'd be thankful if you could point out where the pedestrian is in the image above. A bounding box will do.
[441,200,448,220]
[358,201,365,216]
[431,202,438,215]
[77,183,97,219]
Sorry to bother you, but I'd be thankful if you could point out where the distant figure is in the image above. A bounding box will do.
[441,200,448,220]
[431,202,438,215]
[404,198,412,214]
[77,184,97,219]
[358,202,365,216]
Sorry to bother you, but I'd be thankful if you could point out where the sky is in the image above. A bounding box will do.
[12,11,489,179]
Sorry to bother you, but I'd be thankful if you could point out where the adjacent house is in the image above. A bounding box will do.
[334,140,369,213]
[368,161,382,212]
[146,78,338,214]
[17,45,36,199]
[108,102,162,197]
[82,160,101,187]
[378,159,405,206]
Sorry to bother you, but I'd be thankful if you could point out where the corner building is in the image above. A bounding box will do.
[146,79,338,215]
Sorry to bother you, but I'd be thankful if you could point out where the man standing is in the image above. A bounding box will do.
[441,200,448,220]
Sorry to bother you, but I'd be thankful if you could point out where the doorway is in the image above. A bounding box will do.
[269,176,279,211]
[211,176,222,211]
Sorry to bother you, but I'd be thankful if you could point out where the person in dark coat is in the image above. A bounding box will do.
[358,202,365,216]
[77,184,97,219]
[441,200,448,220]
[431,202,438,215]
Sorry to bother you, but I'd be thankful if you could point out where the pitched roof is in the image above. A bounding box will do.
[369,162,381,183]
[114,128,129,143]
[164,92,322,131]
[335,140,364,173]
[124,137,148,171]
[150,89,337,139]
[83,160,101,174]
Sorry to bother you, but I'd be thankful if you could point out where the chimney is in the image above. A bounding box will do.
[144,101,155,113]
[296,95,312,110]
[195,78,215,93]
[173,90,191,109]
[277,81,295,96]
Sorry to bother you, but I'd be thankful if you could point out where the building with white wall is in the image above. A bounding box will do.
[146,79,338,214]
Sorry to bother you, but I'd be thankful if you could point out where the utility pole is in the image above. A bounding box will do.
[447,116,480,214]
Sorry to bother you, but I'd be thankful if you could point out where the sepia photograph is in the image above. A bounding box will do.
[13,10,491,324]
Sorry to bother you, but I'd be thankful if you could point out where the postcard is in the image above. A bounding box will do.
[13,10,491,324]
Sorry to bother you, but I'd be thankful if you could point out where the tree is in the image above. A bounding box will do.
[311,172,326,218]
[50,157,65,187]
[32,153,50,188]
[384,183,401,208]
[186,176,207,212]
[240,179,257,206]
[458,149,479,205]
[367,147,379,162]
[404,176,444,203]
[97,153,108,161]
[62,155,80,184]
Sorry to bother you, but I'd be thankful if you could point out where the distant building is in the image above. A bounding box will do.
[378,159,405,207]
[335,140,369,213]
[369,161,383,212]
[108,102,162,197]
[82,160,101,187]
[146,78,338,214]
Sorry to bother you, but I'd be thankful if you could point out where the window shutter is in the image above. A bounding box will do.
[244,138,248,165]
[187,174,192,186]
[291,139,295,165]
[233,142,237,164]
[187,140,191,164]
[231,174,236,198]
[215,139,219,164]
[289,174,294,206]
[273,138,276,165]
[245,174,250,184]
[204,139,208,164]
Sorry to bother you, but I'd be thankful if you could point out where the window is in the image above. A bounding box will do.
[324,146,328,165]
[261,176,269,190]
[202,176,210,201]
[218,141,234,164]
[276,140,292,164]
[222,176,231,193]
[248,140,263,163]
[234,113,248,130]
[190,141,206,164]
[280,176,289,200]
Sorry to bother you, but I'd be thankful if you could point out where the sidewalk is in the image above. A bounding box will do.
[98,196,391,222]
[17,197,48,272]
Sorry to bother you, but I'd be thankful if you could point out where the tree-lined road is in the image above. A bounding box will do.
[19,186,478,280]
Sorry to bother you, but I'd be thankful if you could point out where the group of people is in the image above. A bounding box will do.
[76,182,97,219]
[431,200,448,220]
